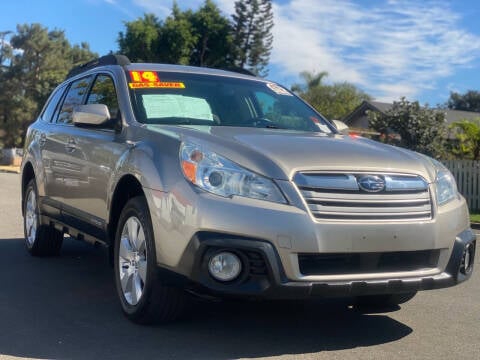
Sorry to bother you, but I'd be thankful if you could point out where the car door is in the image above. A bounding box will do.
[45,75,94,214]
[60,73,126,236]
[35,84,67,219]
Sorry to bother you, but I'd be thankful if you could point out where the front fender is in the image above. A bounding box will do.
[107,134,183,215]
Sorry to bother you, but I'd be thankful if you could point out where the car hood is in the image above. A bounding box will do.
[145,125,437,182]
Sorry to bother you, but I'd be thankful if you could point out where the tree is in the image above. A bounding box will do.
[118,1,234,68]
[291,71,371,120]
[449,119,480,160]
[158,4,197,65]
[0,24,97,148]
[368,98,447,158]
[447,90,480,113]
[118,0,275,73]
[189,0,234,67]
[71,42,97,67]
[118,14,161,63]
[291,71,328,92]
[231,0,273,76]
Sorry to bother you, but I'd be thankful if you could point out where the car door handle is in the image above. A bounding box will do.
[65,138,77,152]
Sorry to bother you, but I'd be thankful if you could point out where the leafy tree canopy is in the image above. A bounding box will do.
[118,0,274,75]
[368,97,447,158]
[0,23,97,148]
[447,90,480,113]
[449,118,480,160]
[118,14,161,63]
[119,1,234,68]
[189,0,234,67]
[291,71,371,120]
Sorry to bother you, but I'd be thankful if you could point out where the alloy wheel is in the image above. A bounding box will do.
[118,216,148,305]
[25,189,37,247]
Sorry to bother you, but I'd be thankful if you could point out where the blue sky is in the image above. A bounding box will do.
[2,0,480,107]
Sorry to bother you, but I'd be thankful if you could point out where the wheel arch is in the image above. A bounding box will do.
[107,174,146,262]
[21,161,35,216]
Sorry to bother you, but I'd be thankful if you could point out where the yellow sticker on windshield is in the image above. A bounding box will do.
[128,82,186,89]
[130,71,160,83]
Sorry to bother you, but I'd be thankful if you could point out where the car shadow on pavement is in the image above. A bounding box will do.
[0,237,413,360]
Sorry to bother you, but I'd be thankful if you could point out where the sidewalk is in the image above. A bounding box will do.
[0,165,20,174]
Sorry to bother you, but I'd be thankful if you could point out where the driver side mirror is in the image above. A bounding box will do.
[331,119,349,135]
[73,104,111,127]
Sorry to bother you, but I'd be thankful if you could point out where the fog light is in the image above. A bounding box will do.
[208,252,242,282]
[461,243,475,275]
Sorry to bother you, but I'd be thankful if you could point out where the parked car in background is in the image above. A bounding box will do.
[21,55,476,324]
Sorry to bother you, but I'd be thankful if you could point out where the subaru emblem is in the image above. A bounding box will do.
[357,175,385,192]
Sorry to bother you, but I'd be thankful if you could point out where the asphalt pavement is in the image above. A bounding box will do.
[0,172,478,360]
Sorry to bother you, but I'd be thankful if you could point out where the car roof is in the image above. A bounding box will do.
[125,63,263,82]
[66,54,266,83]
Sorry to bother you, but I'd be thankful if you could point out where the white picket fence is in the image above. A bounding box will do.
[442,160,480,211]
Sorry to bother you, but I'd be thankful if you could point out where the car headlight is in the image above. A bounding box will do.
[431,159,458,206]
[436,169,457,205]
[179,142,287,204]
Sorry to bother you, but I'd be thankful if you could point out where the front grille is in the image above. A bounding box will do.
[298,250,441,276]
[294,172,432,221]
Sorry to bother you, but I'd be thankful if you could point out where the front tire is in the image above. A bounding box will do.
[114,196,186,324]
[23,179,63,256]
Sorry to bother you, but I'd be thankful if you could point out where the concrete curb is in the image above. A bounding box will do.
[0,166,20,174]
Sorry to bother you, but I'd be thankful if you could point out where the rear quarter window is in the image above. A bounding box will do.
[39,85,67,123]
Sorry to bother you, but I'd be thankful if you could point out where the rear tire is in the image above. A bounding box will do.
[356,292,417,307]
[114,196,186,324]
[23,179,63,256]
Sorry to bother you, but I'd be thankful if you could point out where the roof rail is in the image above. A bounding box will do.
[217,66,257,77]
[66,54,131,79]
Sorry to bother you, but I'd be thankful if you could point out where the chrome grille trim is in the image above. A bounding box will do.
[293,172,432,221]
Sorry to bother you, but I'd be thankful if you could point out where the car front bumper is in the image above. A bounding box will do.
[171,228,475,299]
[145,181,475,298]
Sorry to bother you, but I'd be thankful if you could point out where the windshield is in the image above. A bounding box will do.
[129,71,334,133]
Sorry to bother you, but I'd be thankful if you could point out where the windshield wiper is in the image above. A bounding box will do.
[250,117,287,129]
[265,124,283,129]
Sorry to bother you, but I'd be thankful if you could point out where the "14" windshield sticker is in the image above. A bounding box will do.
[128,70,185,89]
[128,82,185,89]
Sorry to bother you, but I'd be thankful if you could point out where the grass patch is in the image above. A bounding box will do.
[470,212,480,223]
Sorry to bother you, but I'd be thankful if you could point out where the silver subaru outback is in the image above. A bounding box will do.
[21,55,475,324]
